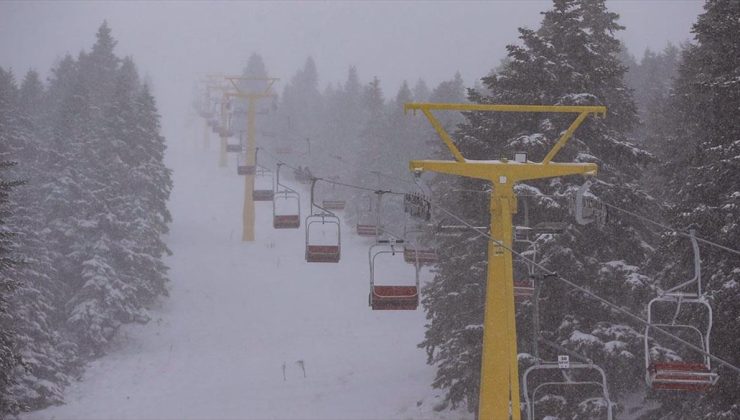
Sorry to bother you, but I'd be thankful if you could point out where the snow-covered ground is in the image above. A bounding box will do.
[23,125,469,420]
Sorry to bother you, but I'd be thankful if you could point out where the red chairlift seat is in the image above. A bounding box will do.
[306,245,340,263]
[514,279,535,302]
[226,144,242,153]
[322,200,346,211]
[274,215,300,229]
[237,165,255,176]
[253,190,274,201]
[648,362,717,391]
[369,241,420,311]
[403,248,438,265]
[370,286,419,310]
[356,224,378,237]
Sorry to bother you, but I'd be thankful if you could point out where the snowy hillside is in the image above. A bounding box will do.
[22,126,465,420]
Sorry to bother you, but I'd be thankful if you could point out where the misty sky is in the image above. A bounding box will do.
[1,0,704,134]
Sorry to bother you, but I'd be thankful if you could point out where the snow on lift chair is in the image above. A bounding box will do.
[236,153,255,176]
[523,276,613,420]
[356,194,380,237]
[369,238,420,310]
[226,126,242,153]
[402,226,438,265]
[522,361,614,420]
[305,178,341,263]
[644,229,718,391]
[252,149,274,202]
[272,163,301,229]
[570,180,608,227]
[322,177,346,211]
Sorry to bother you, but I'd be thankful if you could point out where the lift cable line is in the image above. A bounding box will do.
[427,194,740,377]
[254,129,740,375]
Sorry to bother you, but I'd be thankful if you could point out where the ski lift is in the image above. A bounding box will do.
[570,180,608,227]
[236,154,255,176]
[226,143,242,153]
[402,226,438,265]
[273,163,300,229]
[305,178,341,263]
[252,149,274,201]
[321,177,346,211]
[523,275,613,419]
[522,361,614,420]
[644,229,718,391]
[369,239,420,310]
[356,194,380,237]
[513,259,535,301]
[276,146,293,155]
[403,192,432,221]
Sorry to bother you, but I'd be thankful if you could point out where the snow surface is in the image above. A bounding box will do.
[22,130,469,420]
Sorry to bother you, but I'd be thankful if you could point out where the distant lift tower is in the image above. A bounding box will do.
[406,102,606,420]
[224,76,279,242]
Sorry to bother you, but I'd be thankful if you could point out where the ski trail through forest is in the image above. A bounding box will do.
[24,125,463,420]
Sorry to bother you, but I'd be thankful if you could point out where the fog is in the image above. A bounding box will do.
[1,1,703,137]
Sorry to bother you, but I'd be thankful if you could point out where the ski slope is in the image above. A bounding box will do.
[24,129,468,419]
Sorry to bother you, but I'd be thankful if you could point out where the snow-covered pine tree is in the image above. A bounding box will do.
[281,56,324,163]
[0,66,25,417]
[5,69,79,410]
[420,1,659,415]
[646,1,740,418]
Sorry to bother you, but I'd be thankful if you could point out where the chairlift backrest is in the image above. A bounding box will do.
[522,362,613,420]
[644,230,718,391]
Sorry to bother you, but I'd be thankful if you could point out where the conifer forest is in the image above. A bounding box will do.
[0,1,738,419]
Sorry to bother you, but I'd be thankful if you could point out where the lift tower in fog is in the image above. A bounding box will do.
[223,76,279,242]
[406,102,605,420]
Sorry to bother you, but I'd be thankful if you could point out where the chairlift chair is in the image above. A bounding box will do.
[369,239,420,310]
[236,154,255,176]
[305,179,341,263]
[644,230,718,391]
[402,227,438,265]
[273,163,301,229]
[513,258,535,302]
[356,194,380,237]
[276,146,293,155]
[226,143,242,153]
[571,180,608,227]
[522,362,614,420]
[253,165,274,201]
[322,177,346,210]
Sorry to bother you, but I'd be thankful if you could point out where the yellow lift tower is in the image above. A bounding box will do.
[223,76,279,242]
[405,102,606,420]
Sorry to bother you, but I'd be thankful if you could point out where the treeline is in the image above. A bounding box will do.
[246,0,739,418]
[0,22,172,415]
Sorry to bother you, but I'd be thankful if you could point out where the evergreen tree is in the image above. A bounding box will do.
[0,66,24,416]
[647,1,740,418]
[420,1,658,415]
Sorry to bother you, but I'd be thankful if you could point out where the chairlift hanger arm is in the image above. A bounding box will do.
[223,76,280,95]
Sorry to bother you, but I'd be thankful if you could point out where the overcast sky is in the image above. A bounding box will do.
[0,0,704,134]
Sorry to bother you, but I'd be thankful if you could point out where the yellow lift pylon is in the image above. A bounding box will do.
[223,76,279,242]
[405,102,606,420]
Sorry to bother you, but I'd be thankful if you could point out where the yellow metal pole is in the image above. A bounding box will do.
[479,183,521,419]
[219,96,228,167]
[242,97,257,242]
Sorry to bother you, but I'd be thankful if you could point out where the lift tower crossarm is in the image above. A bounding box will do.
[404,102,606,164]
[406,102,603,420]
